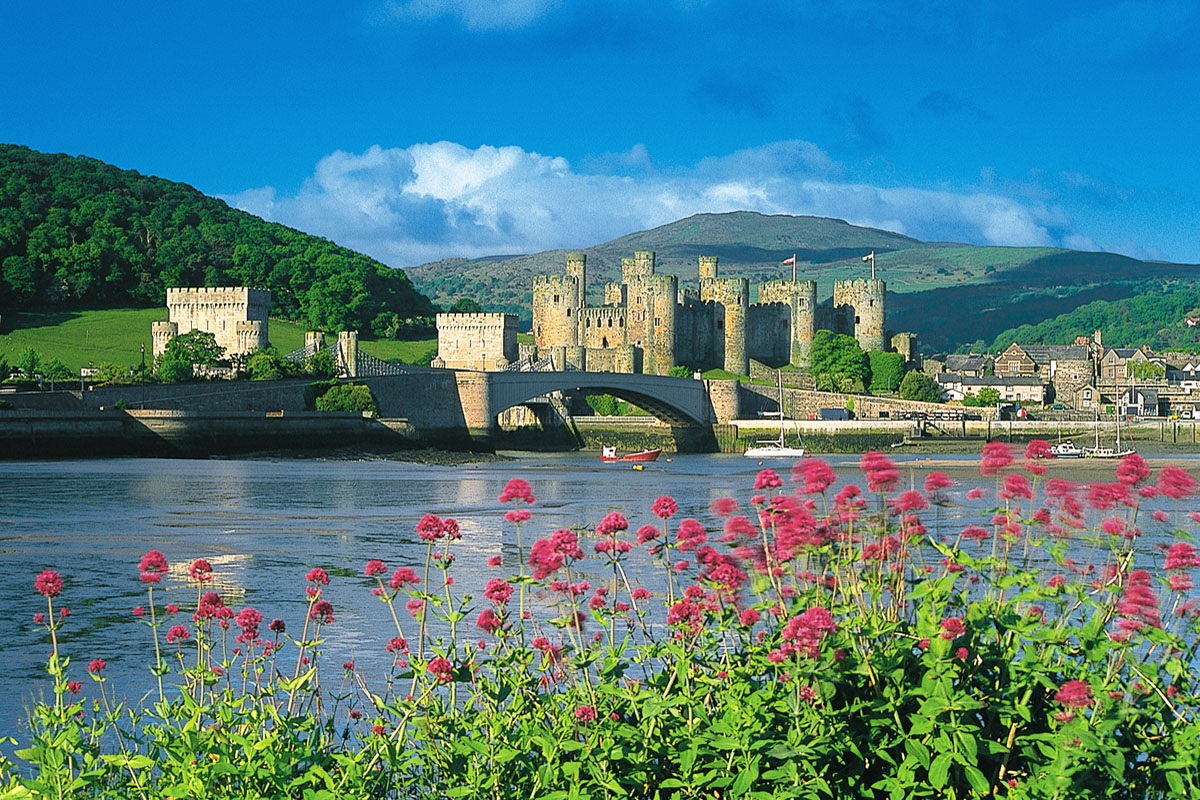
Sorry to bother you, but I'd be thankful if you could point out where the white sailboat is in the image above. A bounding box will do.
[1084,411,1135,459]
[744,371,806,458]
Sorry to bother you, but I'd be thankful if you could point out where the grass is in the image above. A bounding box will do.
[0,309,437,371]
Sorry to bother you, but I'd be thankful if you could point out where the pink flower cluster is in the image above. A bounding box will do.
[794,459,837,495]
[779,606,839,658]
[1054,679,1094,710]
[860,452,898,493]
[35,569,62,598]
[980,441,1013,476]
[138,550,169,584]
[1116,570,1161,634]
[416,514,460,542]
[499,477,535,505]
[528,529,583,580]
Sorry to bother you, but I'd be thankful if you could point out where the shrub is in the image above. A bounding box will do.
[304,379,338,410]
[303,348,338,378]
[900,370,944,403]
[245,348,293,381]
[154,354,192,384]
[7,450,1200,798]
[585,393,618,416]
[315,383,378,415]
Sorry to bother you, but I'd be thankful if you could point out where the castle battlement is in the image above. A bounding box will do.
[434,312,517,371]
[155,286,270,359]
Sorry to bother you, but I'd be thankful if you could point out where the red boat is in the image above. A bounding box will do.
[600,446,662,462]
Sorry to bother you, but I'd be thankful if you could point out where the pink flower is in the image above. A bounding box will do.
[1055,679,1094,709]
[897,490,928,512]
[35,570,63,598]
[980,441,1013,476]
[794,459,837,495]
[269,618,286,633]
[188,559,213,582]
[132,606,145,617]
[710,497,739,516]
[166,624,190,644]
[33,612,45,624]
[780,607,838,657]
[486,555,503,567]
[860,452,898,493]
[631,588,651,601]
[426,656,453,683]
[1157,466,1197,499]
[309,600,334,624]
[528,529,583,579]
[1152,509,1170,523]
[651,496,678,519]
[924,471,953,494]
[306,567,330,586]
[406,598,424,618]
[739,608,760,626]
[597,511,629,535]
[88,658,106,674]
[365,560,388,577]
[1024,439,1054,460]
[754,469,783,491]
[139,550,169,576]
[676,518,707,552]
[236,607,262,637]
[476,608,503,634]
[504,509,531,523]
[371,724,386,736]
[1001,474,1032,501]
[966,487,985,500]
[955,647,969,661]
[166,603,179,615]
[499,478,535,505]
[67,680,81,694]
[484,577,513,605]
[1165,542,1200,570]
[415,514,445,542]
[386,636,407,653]
[389,567,420,590]
[574,705,597,723]
[1116,453,1151,486]
[940,616,966,640]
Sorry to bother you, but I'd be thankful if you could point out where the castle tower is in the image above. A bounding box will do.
[758,280,818,368]
[532,274,582,350]
[634,250,655,278]
[565,252,587,309]
[699,255,748,375]
[833,278,886,352]
[646,273,677,375]
[151,321,179,358]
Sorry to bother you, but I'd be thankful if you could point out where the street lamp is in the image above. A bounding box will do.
[140,343,146,409]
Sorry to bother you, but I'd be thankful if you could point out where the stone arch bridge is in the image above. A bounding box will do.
[458,370,717,434]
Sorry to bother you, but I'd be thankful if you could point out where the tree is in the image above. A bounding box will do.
[1129,360,1166,380]
[156,354,192,383]
[17,347,40,380]
[586,394,618,416]
[93,361,133,385]
[304,348,339,378]
[160,330,224,368]
[245,348,292,381]
[449,298,482,314]
[809,330,867,392]
[976,387,1001,406]
[899,371,944,403]
[867,351,904,393]
[41,356,73,387]
[315,383,378,415]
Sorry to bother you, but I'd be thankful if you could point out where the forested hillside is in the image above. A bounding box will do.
[989,285,1200,352]
[0,144,434,335]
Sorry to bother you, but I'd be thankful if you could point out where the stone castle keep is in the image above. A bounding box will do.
[515,250,896,375]
[152,287,270,358]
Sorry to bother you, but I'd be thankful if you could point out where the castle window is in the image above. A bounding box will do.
[619,319,624,327]
[870,299,874,307]
[855,315,861,324]
[608,318,613,328]
[586,319,590,327]
[602,337,609,348]
[566,309,571,317]
[655,317,661,326]
[554,294,560,303]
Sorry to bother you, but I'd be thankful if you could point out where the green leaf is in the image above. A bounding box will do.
[964,765,989,795]
[904,739,931,770]
[929,753,952,790]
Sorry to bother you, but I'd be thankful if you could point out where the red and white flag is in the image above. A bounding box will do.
[782,255,796,265]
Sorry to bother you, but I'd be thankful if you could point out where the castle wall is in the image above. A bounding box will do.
[676,296,715,368]
[580,306,628,349]
[157,287,270,359]
[748,303,791,365]
[565,252,587,309]
[756,280,816,367]
[434,312,518,371]
[700,274,749,375]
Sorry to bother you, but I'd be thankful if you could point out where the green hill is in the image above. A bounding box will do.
[0,144,434,335]
[407,211,1199,353]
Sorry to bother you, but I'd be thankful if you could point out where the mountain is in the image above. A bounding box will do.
[0,144,434,336]
[406,211,1199,353]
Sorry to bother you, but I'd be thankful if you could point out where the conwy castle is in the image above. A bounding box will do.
[435,251,914,375]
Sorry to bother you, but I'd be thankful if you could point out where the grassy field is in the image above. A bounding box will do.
[0,309,436,371]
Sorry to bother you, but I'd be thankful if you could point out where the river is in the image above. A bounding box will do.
[3,450,1195,741]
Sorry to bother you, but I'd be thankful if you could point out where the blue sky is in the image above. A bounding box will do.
[3,0,1198,267]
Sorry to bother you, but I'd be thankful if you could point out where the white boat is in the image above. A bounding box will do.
[1084,412,1135,459]
[744,370,805,458]
[1049,440,1084,458]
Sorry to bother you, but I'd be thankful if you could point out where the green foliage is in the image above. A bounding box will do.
[41,356,73,383]
[161,329,224,367]
[304,347,339,378]
[93,361,133,385]
[976,387,1001,406]
[900,370,944,403]
[304,379,338,410]
[10,461,1200,798]
[585,393,618,416]
[667,365,693,378]
[448,297,482,313]
[154,354,192,383]
[315,383,378,415]
[810,330,867,392]
[0,354,7,380]
[16,346,39,379]
[1130,360,1166,380]
[867,350,904,393]
[245,347,293,381]
[0,144,434,331]
[991,285,1200,352]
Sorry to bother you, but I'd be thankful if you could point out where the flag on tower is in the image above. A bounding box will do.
[782,255,796,265]
[862,251,874,263]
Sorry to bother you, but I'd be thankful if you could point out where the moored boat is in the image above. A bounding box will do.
[600,446,662,462]
[1049,440,1085,458]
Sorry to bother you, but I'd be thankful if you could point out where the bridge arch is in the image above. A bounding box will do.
[486,371,712,427]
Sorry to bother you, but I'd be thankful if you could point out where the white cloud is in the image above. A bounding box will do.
[223,139,1104,267]
[381,0,562,30]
